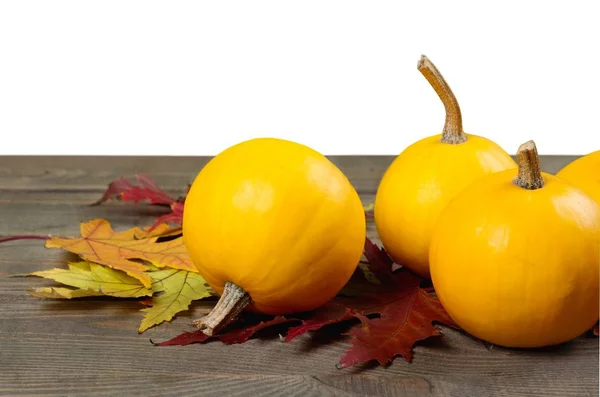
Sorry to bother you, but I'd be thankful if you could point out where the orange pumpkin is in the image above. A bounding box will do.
[374,55,516,278]
[556,150,600,204]
[430,141,600,347]
[183,137,366,335]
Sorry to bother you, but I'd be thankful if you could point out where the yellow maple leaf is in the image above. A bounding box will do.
[45,219,196,288]
[27,261,213,331]
[28,286,105,299]
[138,268,213,333]
[29,261,153,298]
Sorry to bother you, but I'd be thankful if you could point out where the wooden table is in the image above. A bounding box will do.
[0,155,598,397]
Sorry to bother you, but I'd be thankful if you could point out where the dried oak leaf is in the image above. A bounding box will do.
[45,219,194,288]
[283,238,406,342]
[28,261,153,298]
[339,285,454,367]
[333,238,456,367]
[155,238,457,368]
[138,267,213,333]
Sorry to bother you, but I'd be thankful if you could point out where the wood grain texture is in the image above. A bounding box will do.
[0,155,575,193]
[0,155,598,397]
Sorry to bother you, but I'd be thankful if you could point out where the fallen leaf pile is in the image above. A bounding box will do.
[154,237,458,367]
[10,174,598,368]
[28,218,212,333]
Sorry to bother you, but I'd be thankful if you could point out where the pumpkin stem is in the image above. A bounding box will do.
[193,281,251,336]
[417,55,467,144]
[513,140,545,190]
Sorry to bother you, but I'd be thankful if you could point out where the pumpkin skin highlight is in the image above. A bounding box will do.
[556,150,600,205]
[183,137,366,316]
[375,134,516,278]
[429,155,600,348]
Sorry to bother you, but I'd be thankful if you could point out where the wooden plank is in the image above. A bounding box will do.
[0,192,178,237]
[0,155,392,194]
[0,372,435,397]
[0,286,596,397]
[0,156,598,396]
[1,262,598,397]
[1,202,598,396]
[0,155,577,193]
[0,190,373,237]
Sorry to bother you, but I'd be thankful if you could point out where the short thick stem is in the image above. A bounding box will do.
[513,140,544,190]
[417,55,466,144]
[193,281,251,336]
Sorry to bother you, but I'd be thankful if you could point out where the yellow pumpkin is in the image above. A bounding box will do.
[183,137,366,335]
[374,55,516,278]
[556,150,600,204]
[429,141,600,348]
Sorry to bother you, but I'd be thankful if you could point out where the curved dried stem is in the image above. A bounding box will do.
[418,55,466,144]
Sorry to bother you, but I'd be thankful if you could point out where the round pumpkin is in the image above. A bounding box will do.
[183,137,366,335]
[429,141,600,347]
[556,150,600,204]
[374,55,516,278]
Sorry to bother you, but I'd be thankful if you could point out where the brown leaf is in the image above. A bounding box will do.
[45,219,194,287]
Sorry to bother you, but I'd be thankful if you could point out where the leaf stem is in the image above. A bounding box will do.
[193,281,251,336]
[417,55,467,144]
[0,235,50,244]
[513,140,545,190]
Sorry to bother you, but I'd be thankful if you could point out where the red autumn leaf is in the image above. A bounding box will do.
[218,316,295,344]
[283,244,456,366]
[150,201,185,230]
[155,237,458,368]
[94,174,177,206]
[116,172,456,366]
[362,237,392,274]
[153,316,295,346]
[339,288,455,367]
[284,306,354,342]
[152,329,211,346]
[94,174,188,230]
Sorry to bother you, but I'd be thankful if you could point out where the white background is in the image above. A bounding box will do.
[1,0,599,156]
